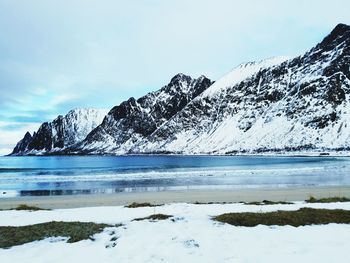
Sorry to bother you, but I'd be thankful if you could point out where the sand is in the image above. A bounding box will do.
[1,186,350,209]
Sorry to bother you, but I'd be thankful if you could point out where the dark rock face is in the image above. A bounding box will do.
[72,74,213,153]
[317,23,350,51]
[11,132,33,155]
[28,122,54,152]
[11,109,107,155]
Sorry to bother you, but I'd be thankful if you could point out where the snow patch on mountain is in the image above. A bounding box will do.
[202,56,290,98]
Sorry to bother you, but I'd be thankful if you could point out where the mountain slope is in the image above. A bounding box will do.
[11,23,350,156]
[11,108,108,155]
[134,23,350,154]
[68,74,213,154]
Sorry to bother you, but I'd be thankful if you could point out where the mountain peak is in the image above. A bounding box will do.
[11,131,33,155]
[332,23,350,34]
[24,131,32,138]
[196,75,212,85]
[67,108,107,115]
[169,73,192,85]
[11,108,108,155]
[201,56,289,98]
[318,23,350,49]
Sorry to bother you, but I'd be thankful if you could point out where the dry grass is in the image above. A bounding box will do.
[306,196,350,203]
[133,214,172,221]
[245,200,293,205]
[13,204,49,211]
[0,221,111,249]
[125,202,161,208]
[214,208,350,227]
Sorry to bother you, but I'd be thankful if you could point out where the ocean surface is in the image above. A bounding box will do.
[1,155,350,197]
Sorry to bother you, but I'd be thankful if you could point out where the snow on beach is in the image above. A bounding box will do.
[1,202,350,262]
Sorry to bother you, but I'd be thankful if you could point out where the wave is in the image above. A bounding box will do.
[0,165,348,184]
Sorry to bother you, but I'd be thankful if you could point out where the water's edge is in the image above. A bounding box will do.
[1,155,350,197]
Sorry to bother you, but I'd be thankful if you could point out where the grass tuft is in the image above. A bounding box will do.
[214,208,350,227]
[194,201,223,205]
[125,202,161,208]
[13,204,49,211]
[245,200,293,205]
[133,214,172,221]
[306,196,350,203]
[0,221,111,249]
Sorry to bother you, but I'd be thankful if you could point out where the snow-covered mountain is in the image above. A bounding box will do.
[135,23,350,154]
[11,108,108,155]
[67,74,213,154]
[11,23,350,155]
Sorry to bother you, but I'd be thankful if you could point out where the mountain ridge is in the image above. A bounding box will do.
[11,108,108,155]
[133,23,350,154]
[10,23,350,156]
[67,73,213,154]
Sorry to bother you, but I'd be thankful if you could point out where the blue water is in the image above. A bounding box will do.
[0,155,350,197]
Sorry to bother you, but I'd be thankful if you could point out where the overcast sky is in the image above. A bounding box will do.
[1,0,350,155]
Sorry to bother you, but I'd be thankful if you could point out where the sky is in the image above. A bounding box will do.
[1,0,350,155]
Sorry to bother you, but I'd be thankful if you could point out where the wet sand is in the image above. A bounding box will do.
[1,186,350,209]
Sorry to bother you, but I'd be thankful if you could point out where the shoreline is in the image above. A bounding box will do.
[1,186,350,209]
[4,152,350,157]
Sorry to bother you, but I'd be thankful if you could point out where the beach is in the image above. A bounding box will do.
[2,186,350,209]
[2,199,350,262]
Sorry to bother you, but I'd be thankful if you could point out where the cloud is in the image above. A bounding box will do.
[1,0,350,151]
[0,146,13,156]
[0,121,41,155]
[0,123,25,131]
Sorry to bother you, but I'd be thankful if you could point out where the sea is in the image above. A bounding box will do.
[0,155,350,197]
